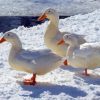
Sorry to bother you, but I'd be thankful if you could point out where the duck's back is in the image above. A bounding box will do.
[19,49,52,60]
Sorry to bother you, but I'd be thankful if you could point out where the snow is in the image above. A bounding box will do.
[0,0,100,16]
[0,9,100,100]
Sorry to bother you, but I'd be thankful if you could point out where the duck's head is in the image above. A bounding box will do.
[0,32,21,46]
[57,34,86,46]
[38,8,59,21]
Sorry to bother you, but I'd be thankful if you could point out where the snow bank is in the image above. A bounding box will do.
[0,0,100,16]
[0,9,100,100]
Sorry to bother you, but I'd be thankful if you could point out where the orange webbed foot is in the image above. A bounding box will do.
[23,74,36,85]
[82,69,90,76]
[63,59,68,65]
[82,73,90,76]
[23,80,36,85]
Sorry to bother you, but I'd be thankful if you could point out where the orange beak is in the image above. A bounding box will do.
[38,13,47,21]
[0,37,6,43]
[57,39,65,45]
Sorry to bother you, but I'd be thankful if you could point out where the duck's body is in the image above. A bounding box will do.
[38,8,86,57]
[67,42,100,69]
[58,34,100,76]
[0,32,62,85]
[44,21,68,56]
[9,48,62,75]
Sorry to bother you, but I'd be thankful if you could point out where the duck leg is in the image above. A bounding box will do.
[63,59,68,65]
[82,68,90,76]
[23,74,36,85]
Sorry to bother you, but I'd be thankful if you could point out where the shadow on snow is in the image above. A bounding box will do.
[19,82,87,98]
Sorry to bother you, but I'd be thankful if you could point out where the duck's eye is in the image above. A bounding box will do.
[7,34,10,36]
[48,10,51,12]
[66,36,69,38]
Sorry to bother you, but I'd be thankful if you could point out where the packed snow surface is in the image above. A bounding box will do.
[0,9,100,99]
[0,0,100,16]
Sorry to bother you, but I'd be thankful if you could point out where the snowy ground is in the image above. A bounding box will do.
[0,9,100,100]
[0,0,100,16]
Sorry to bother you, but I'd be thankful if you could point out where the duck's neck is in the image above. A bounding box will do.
[67,45,79,57]
[45,16,59,39]
[9,40,22,60]
[49,17,59,28]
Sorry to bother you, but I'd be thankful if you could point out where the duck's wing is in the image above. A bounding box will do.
[74,43,100,58]
[17,49,52,61]
[74,48,90,59]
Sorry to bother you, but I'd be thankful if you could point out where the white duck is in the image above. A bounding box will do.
[38,8,86,59]
[0,32,63,85]
[58,34,100,76]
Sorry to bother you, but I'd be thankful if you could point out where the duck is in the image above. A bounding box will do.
[57,34,100,76]
[38,8,86,60]
[0,32,63,85]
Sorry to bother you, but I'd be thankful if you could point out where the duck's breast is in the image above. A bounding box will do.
[45,31,68,56]
[9,55,36,73]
